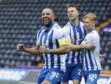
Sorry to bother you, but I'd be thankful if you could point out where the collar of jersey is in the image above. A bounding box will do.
[86,28,95,33]
[69,21,80,28]
[43,22,54,32]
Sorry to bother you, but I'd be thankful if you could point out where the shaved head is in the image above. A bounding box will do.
[42,8,55,26]
[42,8,55,18]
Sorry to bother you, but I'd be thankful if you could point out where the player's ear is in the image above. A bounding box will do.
[92,20,96,26]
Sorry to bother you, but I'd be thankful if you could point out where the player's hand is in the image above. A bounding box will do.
[39,45,48,53]
[16,44,25,51]
[85,43,95,49]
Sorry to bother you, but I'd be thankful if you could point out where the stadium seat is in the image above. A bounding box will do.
[0,0,110,69]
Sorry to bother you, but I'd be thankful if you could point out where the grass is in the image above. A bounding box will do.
[0,82,17,84]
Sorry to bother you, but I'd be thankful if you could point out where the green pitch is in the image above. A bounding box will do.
[0,82,17,84]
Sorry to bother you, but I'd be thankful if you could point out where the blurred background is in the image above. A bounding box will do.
[0,0,110,84]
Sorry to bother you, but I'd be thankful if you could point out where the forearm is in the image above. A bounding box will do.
[69,44,85,51]
[46,46,68,54]
[23,47,40,55]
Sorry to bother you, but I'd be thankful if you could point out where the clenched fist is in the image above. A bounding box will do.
[16,44,25,51]
[39,45,48,53]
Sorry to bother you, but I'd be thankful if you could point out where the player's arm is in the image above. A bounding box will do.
[68,43,95,51]
[16,30,42,55]
[16,44,40,55]
[39,28,71,54]
[39,38,70,54]
[69,35,96,51]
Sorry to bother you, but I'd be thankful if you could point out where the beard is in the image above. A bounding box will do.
[43,20,52,27]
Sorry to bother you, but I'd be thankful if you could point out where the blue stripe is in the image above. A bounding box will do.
[71,24,76,64]
[44,31,48,69]
[71,51,75,64]
[49,30,54,68]
[57,55,60,69]
[37,28,43,38]
[66,53,69,63]
[84,49,88,70]
[87,50,93,70]
[72,25,77,44]
[77,51,80,63]
[81,51,84,63]
[55,39,61,69]
[77,23,83,44]
[39,31,44,45]
[77,23,83,63]
[48,30,53,49]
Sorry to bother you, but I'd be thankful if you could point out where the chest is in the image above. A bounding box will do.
[39,30,57,47]
[69,26,85,44]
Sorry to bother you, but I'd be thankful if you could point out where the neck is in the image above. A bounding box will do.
[72,18,79,26]
[86,28,95,33]
[45,22,53,28]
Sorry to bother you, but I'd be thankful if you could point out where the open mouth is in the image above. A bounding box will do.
[43,17,49,21]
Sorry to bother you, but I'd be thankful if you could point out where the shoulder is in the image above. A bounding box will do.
[91,30,99,37]
[86,30,99,40]
[37,27,44,34]
[62,22,71,34]
[52,23,62,32]
[52,23,63,35]
[64,22,71,28]
[79,21,84,29]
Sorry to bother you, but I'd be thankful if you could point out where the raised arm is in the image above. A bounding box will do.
[16,44,40,55]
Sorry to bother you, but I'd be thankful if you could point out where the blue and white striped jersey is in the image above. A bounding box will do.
[82,29,101,71]
[63,21,85,64]
[36,22,67,71]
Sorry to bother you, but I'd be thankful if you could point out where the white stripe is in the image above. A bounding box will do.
[74,52,78,64]
[68,51,73,64]
[86,51,91,70]
[90,51,97,70]
[47,54,51,68]
[42,34,47,68]
[37,30,44,45]
[83,52,87,71]
[60,55,66,71]
[95,56,101,70]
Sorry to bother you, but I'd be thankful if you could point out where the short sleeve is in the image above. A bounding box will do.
[36,29,42,45]
[54,28,71,46]
[54,28,70,40]
[82,33,99,46]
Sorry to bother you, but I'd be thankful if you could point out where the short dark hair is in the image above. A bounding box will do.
[67,3,79,10]
[54,17,59,23]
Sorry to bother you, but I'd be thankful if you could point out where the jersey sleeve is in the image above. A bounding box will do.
[62,26,71,36]
[54,28,71,47]
[36,29,42,45]
[82,33,99,46]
